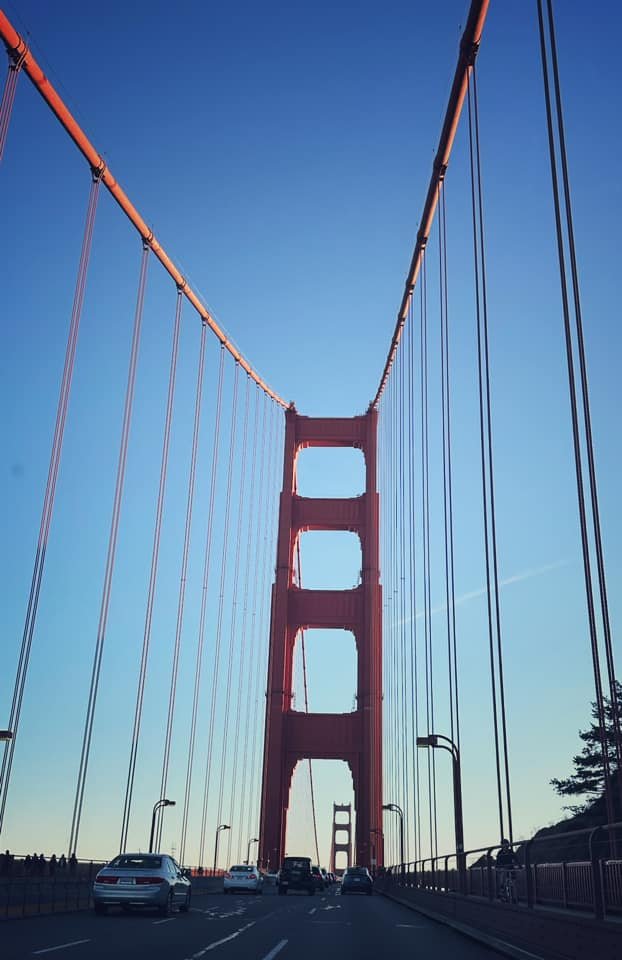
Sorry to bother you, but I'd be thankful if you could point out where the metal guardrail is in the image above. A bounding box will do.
[380,820,622,921]
[0,879,94,919]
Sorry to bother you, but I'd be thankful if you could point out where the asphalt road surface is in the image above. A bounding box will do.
[0,885,505,959]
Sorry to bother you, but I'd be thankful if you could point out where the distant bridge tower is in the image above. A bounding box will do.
[329,802,352,875]
[258,407,383,871]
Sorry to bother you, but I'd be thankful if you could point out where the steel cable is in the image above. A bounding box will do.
[439,185,461,752]
[218,374,251,864]
[544,0,622,774]
[119,281,183,853]
[198,361,240,870]
[171,321,208,865]
[189,346,227,868]
[69,239,149,856]
[0,53,22,164]
[0,172,102,837]
[231,386,261,863]
[536,0,614,821]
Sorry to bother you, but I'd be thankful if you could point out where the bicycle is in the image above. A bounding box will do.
[497,867,519,904]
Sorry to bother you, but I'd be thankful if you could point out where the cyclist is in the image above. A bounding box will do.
[496,839,520,902]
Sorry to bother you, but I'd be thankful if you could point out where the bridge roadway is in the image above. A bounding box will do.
[1,885,505,959]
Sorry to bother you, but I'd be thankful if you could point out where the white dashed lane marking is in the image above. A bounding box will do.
[33,941,91,955]
[261,941,288,960]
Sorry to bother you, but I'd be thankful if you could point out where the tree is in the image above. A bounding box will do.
[551,681,622,814]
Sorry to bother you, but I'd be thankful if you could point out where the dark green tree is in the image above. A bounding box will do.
[551,681,622,813]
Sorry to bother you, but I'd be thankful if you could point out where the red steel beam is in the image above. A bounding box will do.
[0,9,287,408]
[372,0,490,408]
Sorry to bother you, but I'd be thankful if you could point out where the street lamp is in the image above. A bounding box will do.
[383,802,405,872]
[149,799,176,853]
[417,733,465,890]
[246,837,259,865]
[213,824,230,877]
[370,827,384,875]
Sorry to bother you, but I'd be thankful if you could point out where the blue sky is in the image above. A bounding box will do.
[1,0,621,869]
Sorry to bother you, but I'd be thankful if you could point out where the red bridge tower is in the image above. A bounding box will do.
[259,408,383,871]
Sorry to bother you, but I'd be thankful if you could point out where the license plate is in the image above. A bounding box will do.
[117,878,135,885]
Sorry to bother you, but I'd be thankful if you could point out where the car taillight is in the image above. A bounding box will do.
[135,877,163,885]
[96,876,118,884]
[224,872,232,879]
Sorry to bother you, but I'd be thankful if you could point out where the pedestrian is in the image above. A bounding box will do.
[49,854,57,877]
[69,852,78,875]
[59,853,66,870]
[38,853,46,875]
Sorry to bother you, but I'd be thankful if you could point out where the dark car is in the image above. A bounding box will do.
[311,865,325,891]
[341,866,373,896]
[278,856,314,896]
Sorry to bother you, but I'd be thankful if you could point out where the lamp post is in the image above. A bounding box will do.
[149,799,175,853]
[213,824,230,877]
[417,733,465,890]
[383,802,405,876]
[246,837,259,865]
[370,827,384,876]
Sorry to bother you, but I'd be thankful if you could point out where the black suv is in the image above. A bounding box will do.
[278,856,314,895]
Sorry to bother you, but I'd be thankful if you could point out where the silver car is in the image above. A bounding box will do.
[223,864,263,894]
[93,853,191,915]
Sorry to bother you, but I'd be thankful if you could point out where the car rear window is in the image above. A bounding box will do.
[282,858,310,869]
[230,865,254,872]
[345,867,368,876]
[109,855,163,870]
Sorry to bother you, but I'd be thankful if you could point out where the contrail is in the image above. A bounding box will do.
[387,559,570,628]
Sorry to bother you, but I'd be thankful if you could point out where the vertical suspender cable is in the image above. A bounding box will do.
[407,293,421,862]
[246,400,276,848]
[199,361,240,872]
[156,316,206,855]
[241,392,269,850]
[0,48,25,164]
[439,184,461,751]
[218,374,250,861]
[536,0,616,821]
[190,346,226,868]
[472,64,513,845]
[0,171,102,836]
[244,395,271,847]
[295,540,321,868]
[399,325,409,858]
[421,253,437,859]
[172,321,207,865]
[468,71,504,842]
[119,281,183,853]
[69,239,149,856]
[544,0,622,774]
[231,386,261,863]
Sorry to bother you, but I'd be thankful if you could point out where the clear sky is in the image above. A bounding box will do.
[1,0,621,870]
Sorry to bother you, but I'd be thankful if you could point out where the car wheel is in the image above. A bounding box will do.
[179,891,191,913]
[94,903,107,915]
[122,904,132,913]
[278,887,286,896]
[367,890,373,896]
[158,891,174,917]
[308,888,315,896]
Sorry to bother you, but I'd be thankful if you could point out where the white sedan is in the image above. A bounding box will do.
[223,864,263,894]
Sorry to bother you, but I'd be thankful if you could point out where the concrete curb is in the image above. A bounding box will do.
[380,889,548,960]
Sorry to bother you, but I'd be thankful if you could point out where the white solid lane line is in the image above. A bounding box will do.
[185,920,256,958]
[153,917,177,924]
[33,941,91,955]
[261,941,288,960]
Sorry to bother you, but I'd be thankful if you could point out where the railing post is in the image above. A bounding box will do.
[445,855,449,892]
[590,826,605,920]
[486,847,494,901]
[561,859,568,909]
